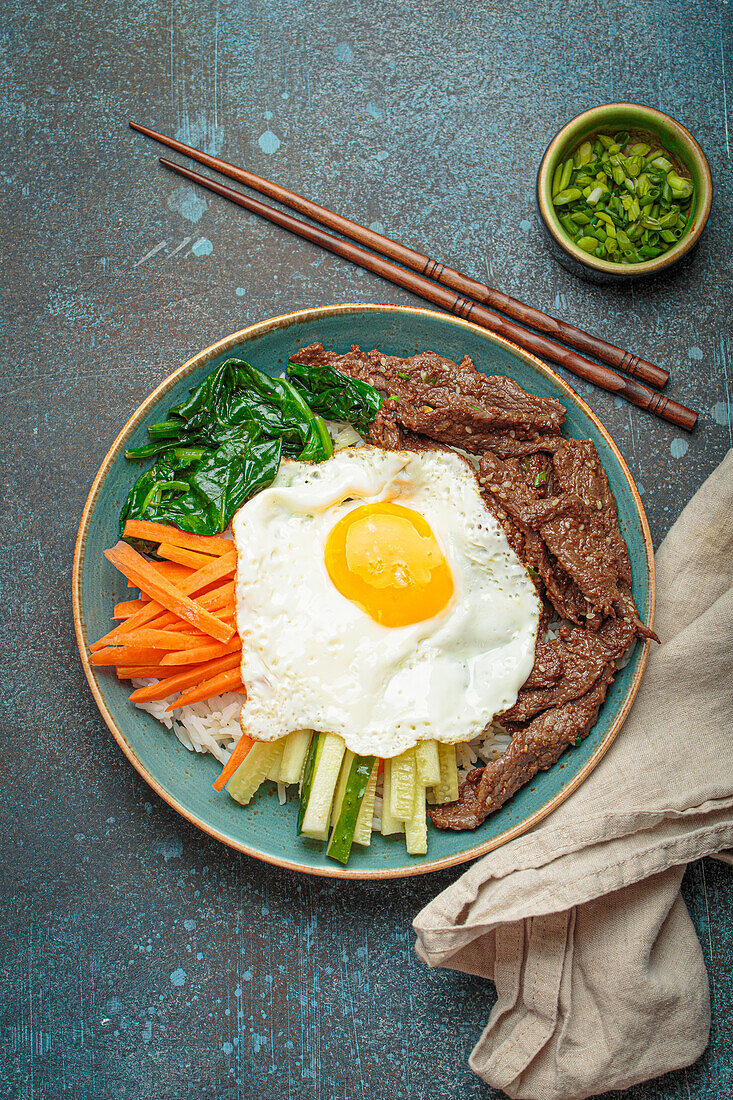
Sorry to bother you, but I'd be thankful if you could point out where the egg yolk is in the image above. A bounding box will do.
[324,502,454,627]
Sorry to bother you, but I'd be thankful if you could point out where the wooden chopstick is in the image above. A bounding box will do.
[156,156,698,432]
[130,120,669,391]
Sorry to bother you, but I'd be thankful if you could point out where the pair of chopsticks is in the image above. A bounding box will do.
[130,120,698,431]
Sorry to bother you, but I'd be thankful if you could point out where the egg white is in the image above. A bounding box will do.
[232,447,541,758]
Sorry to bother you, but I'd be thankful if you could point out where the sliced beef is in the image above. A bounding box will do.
[552,439,632,587]
[429,673,613,830]
[521,641,564,689]
[292,342,657,832]
[291,343,567,445]
[502,618,636,723]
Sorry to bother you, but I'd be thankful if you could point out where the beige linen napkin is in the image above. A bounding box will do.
[414,450,733,1100]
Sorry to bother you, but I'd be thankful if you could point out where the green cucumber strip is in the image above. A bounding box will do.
[330,749,355,826]
[226,741,283,805]
[405,782,428,856]
[297,732,325,833]
[390,747,417,820]
[300,733,346,841]
[279,729,313,785]
[326,753,376,865]
[353,759,379,847]
[380,759,404,836]
[415,740,441,786]
[265,739,286,782]
[433,743,459,804]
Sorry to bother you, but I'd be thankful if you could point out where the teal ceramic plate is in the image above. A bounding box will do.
[73,304,655,879]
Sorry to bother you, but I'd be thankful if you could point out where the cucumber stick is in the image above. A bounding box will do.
[405,781,428,855]
[415,740,441,786]
[433,742,459,804]
[265,738,286,782]
[390,747,417,820]
[380,758,404,836]
[327,753,376,864]
[299,733,346,841]
[353,759,379,847]
[226,741,283,805]
[330,750,355,826]
[279,729,312,785]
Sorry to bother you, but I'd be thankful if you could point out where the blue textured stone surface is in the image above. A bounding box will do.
[1,0,731,1097]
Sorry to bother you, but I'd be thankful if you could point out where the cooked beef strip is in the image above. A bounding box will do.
[429,673,614,830]
[501,617,636,723]
[521,641,564,689]
[552,439,632,587]
[290,343,567,442]
[479,450,653,633]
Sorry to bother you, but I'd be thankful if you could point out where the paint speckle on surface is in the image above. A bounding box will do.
[167,185,207,224]
[235,286,246,296]
[175,117,224,157]
[170,968,187,987]
[688,346,704,360]
[671,438,689,458]
[711,401,729,424]
[258,129,281,155]
[156,835,183,861]
[369,220,385,233]
[334,42,354,64]
[191,237,213,257]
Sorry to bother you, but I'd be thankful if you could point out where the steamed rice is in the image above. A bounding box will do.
[133,678,511,800]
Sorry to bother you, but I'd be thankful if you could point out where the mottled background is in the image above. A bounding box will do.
[1,0,731,1096]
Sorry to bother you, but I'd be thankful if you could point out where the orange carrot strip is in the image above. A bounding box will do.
[213,731,254,791]
[129,652,243,703]
[91,646,166,666]
[127,562,192,590]
[114,598,148,619]
[160,636,242,666]
[157,541,217,571]
[117,665,169,679]
[166,668,245,710]
[104,543,234,643]
[117,629,211,651]
[123,520,233,556]
[94,556,235,651]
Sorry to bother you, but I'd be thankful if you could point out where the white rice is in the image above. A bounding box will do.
[133,676,512,819]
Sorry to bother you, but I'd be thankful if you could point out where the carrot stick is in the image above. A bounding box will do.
[160,636,241,666]
[117,665,169,679]
[213,731,254,791]
[123,519,233,556]
[129,652,243,702]
[91,646,167,666]
[118,628,210,651]
[104,542,234,643]
[165,668,245,710]
[157,541,217,571]
[92,577,236,651]
[114,598,148,619]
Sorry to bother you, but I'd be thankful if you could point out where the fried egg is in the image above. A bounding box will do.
[232,447,541,758]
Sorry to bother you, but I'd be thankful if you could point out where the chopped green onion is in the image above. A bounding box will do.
[550,129,695,265]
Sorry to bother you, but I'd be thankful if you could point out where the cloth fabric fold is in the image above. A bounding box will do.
[414,451,733,1100]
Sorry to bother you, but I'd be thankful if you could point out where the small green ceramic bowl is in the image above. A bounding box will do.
[536,103,712,283]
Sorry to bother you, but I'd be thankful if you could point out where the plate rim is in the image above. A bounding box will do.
[72,302,655,879]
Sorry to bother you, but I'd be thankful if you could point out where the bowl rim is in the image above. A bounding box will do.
[72,302,655,879]
[537,102,713,277]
